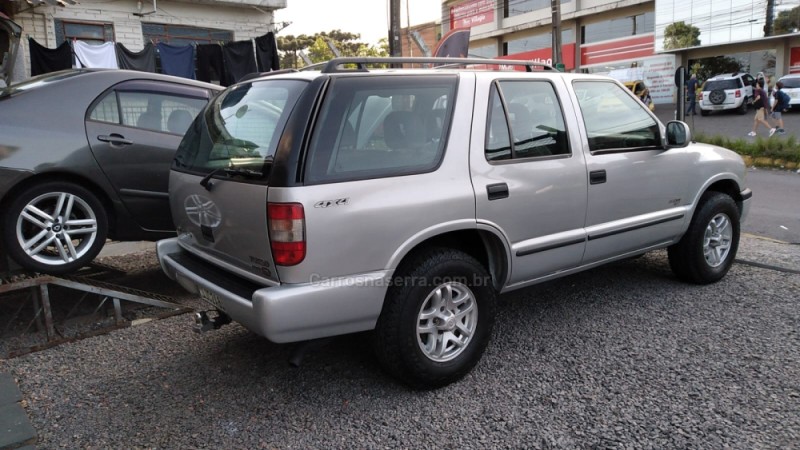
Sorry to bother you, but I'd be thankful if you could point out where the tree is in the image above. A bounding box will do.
[688,56,743,82]
[774,6,800,35]
[276,30,389,69]
[664,21,701,50]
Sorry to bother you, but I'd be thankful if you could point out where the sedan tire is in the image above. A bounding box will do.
[2,181,108,275]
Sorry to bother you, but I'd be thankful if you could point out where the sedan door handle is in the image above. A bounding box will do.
[97,134,133,146]
[487,183,509,200]
[589,170,607,185]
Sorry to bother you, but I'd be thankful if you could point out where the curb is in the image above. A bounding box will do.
[0,373,36,449]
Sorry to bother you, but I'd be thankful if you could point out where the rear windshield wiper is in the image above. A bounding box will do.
[199,156,273,191]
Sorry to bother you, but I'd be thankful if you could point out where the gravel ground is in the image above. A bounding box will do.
[1,236,799,449]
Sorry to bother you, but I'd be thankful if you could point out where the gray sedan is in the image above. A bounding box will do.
[0,69,222,274]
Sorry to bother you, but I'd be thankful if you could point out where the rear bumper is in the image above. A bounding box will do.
[156,238,390,343]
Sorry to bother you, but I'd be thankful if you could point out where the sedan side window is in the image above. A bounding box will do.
[573,81,660,153]
[118,91,206,135]
[88,92,120,124]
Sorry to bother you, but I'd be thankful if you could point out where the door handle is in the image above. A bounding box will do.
[589,170,606,185]
[97,134,133,146]
[487,183,509,200]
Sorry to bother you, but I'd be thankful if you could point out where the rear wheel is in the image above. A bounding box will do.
[2,181,108,275]
[668,192,740,284]
[700,109,710,116]
[373,248,496,389]
[737,100,748,114]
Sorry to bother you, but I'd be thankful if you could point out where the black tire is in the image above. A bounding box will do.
[2,181,108,275]
[700,109,710,116]
[373,248,496,389]
[668,192,740,284]
[737,100,748,115]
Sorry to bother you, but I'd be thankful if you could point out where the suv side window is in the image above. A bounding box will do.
[484,80,570,162]
[305,75,456,184]
[573,80,660,153]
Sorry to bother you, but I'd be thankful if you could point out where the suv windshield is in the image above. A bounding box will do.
[173,79,307,177]
[781,77,800,89]
[705,79,741,91]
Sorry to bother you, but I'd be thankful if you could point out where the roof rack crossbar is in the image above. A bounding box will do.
[316,57,555,73]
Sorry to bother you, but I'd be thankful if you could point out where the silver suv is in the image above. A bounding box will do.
[699,72,755,115]
[157,57,752,388]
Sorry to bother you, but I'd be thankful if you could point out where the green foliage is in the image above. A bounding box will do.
[688,56,743,82]
[276,29,389,69]
[663,21,701,50]
[694,132,800,163]
[774,6,800,35]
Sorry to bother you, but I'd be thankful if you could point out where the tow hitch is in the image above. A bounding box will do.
[193,310,231,333]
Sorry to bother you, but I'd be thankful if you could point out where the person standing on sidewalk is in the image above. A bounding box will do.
[749,79,772,137]
[686,73,698,115]
[770,81,790,136]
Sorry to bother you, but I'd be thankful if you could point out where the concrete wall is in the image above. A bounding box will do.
[10,0,277,79]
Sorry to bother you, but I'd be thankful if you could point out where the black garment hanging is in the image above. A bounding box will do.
[222,40,258,84]
[116,42,156,72]
[255,32,280,72]
[196,43,230,86]
[28,38,72,76]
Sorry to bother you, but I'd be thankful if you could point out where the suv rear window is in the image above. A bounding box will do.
[173,79,307,177]
[705,79,741,91]
[305,75,457,184]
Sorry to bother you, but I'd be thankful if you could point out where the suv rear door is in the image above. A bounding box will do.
[168,79,308,282]
[471,77,587,286]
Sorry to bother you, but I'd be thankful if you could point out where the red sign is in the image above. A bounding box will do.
[580,35,654,66]
[450,0,494,29]
[790,48,800,74]
[499,43,577,71]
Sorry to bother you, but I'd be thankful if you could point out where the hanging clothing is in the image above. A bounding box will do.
[222,40,257,84]
[28,38,72,76]
[73,41,119,69]
[255,32,280,72]
[116,42,156,72]
[157,42,196,79]
[196,43,229,86]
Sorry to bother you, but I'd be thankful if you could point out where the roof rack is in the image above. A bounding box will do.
[311,57,556,74]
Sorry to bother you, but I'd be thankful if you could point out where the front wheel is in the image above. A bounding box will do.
[2,181,108,275]
[668,192,740,284]
[373,248,496,389]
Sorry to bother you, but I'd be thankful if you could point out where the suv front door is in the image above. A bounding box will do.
[573,80,691,264]
[471,78,587,287]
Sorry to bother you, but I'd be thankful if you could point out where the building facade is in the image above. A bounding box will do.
[1,0,285,79]
[441,0,800,104]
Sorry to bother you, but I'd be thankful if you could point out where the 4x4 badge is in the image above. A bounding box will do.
[314,198,350,208]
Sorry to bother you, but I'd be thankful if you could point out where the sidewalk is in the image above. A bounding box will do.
[0,373,36,449]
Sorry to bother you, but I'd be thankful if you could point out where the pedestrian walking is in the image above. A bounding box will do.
[770,81,790,136]
[749,80,772,137]
[686,73,698,115]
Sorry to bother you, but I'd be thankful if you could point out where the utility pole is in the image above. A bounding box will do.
[389,0,402,57]
[551,0,564,71]
[765,0,775,36]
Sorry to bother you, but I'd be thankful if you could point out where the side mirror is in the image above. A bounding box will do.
[665,120,691,148]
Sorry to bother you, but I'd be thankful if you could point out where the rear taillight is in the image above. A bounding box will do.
[735,90,741,98]
[268,202,305,266]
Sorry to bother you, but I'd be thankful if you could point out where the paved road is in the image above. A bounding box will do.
[1,236,799,449]
[743,168,800,243]
[655,104,800,140]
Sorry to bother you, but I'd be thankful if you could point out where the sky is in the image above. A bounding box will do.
[273,0,442,46]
